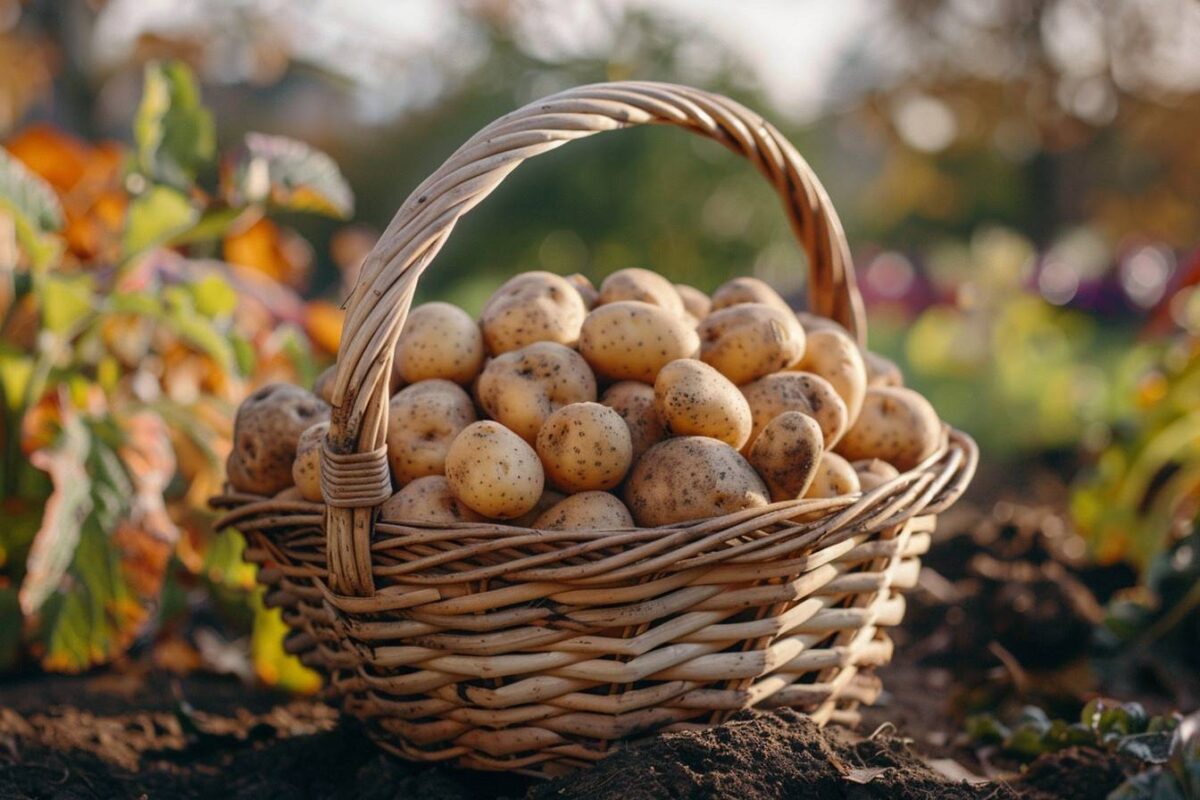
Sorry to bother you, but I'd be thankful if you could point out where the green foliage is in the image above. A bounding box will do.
[123,185,198,257]
[966,700,1179,763]
[1073,338,1200,570]
[1111,712,1200,800]
[0,147,63,268]
[134,60,216,188]
[223,132,354,219]
[0,59,350,683]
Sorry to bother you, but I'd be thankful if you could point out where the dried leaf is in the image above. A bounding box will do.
[223,217,313,288]
[844,766,889,784]
[223,132,353,219]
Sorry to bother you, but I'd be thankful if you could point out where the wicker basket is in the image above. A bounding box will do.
[213,81,978,778]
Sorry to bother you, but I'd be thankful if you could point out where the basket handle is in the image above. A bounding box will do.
[322,81,866,595]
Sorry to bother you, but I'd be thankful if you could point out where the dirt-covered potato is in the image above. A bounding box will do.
[653,359,752,449]
[794,328,867,423]
[535,402,633,493]
[747,411,823,502]
[227,384,330,495]
[579,301,700,383]
[600,381,665,462]
[476,342,597,443]
[444,421,545,519]
[380,476,485,524]
[853,458,901,491]
[837,387,941,470]
[863,350,904,388]
[565,273,599,309]
[674,283,711,320]
[534,491,633,531]
[804,452,861,498]
[386,380,477,485]
[710,277,792,314]
[698,303,806,385]
[598,268,685,316]
[393,301,485,385]
[291,421,328,502]
[740,371,849,452]
[624,437,769,526]
[479,271,588,355]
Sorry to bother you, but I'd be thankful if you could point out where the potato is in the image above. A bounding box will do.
[386,380,477,485]
[804,452,861,498]
[565,273,599,309]
[393,301,485,385]
[740,371,848,452]
[227,384,330,495]
[579,301,700,383]
[598,267,685,316]
[747,411,823,501]
[536,402,633,493]
[291,421,328,502]
[698,303,806,385]
[600,381,665,462]
[509,489,567,528]
[853,458,901,491]
[674,283,711,320]
[380,476,485,524]
[476,342,597,443]
[480,271,588,355]
[624,437,769,526]
[710,276,792,314]
[794,328,867,423]
[653,359,752,449]
[444,421,545,519]
[837,387,941,470]
[863,350,904,388]
[795,311,850,337]
[534,491,634,531]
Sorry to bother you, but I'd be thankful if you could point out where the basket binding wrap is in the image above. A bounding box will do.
[213,81,977,777]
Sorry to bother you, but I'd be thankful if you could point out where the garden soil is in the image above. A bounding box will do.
[0,671,1135,799]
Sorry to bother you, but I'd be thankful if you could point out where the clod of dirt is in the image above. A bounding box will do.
[1016,746,1140,800]
[530,709,1017,800]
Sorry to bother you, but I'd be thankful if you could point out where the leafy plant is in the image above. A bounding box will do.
[0,60,353,685]
[967,699,1180,763]
[1111,712,1200,800]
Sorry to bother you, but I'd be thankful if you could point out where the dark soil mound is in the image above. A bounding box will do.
[530,710,1013,800]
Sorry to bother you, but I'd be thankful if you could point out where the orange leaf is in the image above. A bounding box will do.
[305,300,344,355]
[223,217,312,288]
[5,124,90,193]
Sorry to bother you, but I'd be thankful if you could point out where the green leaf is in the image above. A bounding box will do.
[162,286,236,372]
[0,147,64,269]
[18,410,93,617]
[0,347,34,411]
[223,132,353,218]
[123,185,198,258]
[41,273,95,334]
[190,272,238,318]
[134,60,215,188]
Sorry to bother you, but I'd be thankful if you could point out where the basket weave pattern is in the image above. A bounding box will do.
[214,82,977,777]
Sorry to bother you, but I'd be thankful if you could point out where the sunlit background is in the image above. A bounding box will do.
[1,0,1197,681]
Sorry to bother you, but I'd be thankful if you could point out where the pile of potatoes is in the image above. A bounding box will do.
[227,269,944,531]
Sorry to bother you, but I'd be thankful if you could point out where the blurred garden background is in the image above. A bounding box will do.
[1,0,1197,701]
